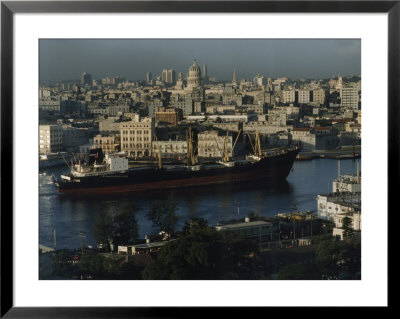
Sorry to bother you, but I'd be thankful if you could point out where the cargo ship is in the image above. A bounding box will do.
[55,130,300,194]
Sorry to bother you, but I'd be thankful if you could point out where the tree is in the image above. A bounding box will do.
[247,211,259,221]
[79,254,106,279]
[182,217,209,235]
[146,199,179,236]
[93,211,114,252]
[142,228,261,280]
[276,263,321,280]
[52,249,75,277]
[315,238,341,279]
[93,204,140,251]
[111,205,140,246]
[342,217,354,238]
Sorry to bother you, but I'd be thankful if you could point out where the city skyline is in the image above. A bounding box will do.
[39,39,361,83]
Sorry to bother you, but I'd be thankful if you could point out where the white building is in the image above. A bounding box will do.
[281,90,296,104]
[152,140,187,157]
[341,85,359,109]
[39,125,63,154]
[197,130,233,158]
[332,211,361,240]
[316,193,361,221]
[120,117,154,157]
[215,218,274,242]
[186,60,201,89]
[297,90,310,104]
[333,174,361,193]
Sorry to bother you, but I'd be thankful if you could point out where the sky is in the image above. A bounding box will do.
[39,39,361,82]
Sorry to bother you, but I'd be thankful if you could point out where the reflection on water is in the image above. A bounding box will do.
[39,158,360,249]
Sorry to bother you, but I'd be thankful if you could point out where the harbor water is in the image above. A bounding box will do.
[39,158,360,249]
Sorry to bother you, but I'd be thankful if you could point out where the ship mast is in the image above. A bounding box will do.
[222,134,230,163]
[157,145,162,169]
[254,131,262,157]
[246,130,262,157]
[186,127,196,166]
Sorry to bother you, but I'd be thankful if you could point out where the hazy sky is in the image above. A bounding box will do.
[39,39,361,82]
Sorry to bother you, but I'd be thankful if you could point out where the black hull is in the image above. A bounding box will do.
[56,149,299,194]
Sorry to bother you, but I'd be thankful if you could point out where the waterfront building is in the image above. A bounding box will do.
[61,126,89,153]
[332,162,361,193]
[39,125,63,154]
[332,211,361,240]
[197,130,233,158]
[152,140,187,157]
[291,127,338,150]
[118,239,171,255]
[120,116,155,157]
[316,193,361,220]
[215,218,274,242]
[93,135,119,154]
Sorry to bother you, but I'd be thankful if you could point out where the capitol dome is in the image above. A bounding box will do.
[187,59,201,89]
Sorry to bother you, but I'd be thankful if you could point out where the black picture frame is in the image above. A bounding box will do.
[1,1,395,317]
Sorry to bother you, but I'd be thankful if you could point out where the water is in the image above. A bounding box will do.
[39,158,360,249]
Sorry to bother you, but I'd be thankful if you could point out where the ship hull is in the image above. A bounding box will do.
[56,149,299,194]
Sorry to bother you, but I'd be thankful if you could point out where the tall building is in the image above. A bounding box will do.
[162,69,176,84]
[203,64,209,84]
[39,125,63,154]
[341,86,359,109]
[146,72,152,83]
[81,72,92,86]
[281,90,296,104]
[312,89,326,105]
[186,60,202,89]
[253,74,265,87]
[297,90,310,104]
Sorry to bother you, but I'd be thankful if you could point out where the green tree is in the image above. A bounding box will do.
[111,205,140,246]
[247,211,259,221]
[93,211,114,252]
[78,254,106,279]
[315,238,341,279]
[142,228,261,280]
[182,217,209,235]
[276,263,321,280]
[93,204,140,251]
[342,217,354,238]
[52,249,74,277]
[147,199,179,236]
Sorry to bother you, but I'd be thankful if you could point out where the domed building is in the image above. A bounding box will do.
[186,59,201,89]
